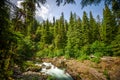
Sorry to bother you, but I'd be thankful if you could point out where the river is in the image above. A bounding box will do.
[35,62,73,80]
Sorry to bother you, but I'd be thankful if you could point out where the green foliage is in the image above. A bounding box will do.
[1,0,119,79]
[103,69,110,80]
[16,36,37,64]
[82,11,90,45]
[91,56,101,63]
[66,12,83,58]
[54,49,64,57]
[78,54,89,61]
[54,34,64,49]
[77,45,90,60]
[36,46,65,58]
[80,45,90,55]
[89,11,100,43]
[54,13,67,49]
[22,61,35,70]
[47,76,56,80]
[102,5,117,44]
[36,44,54,58]
[90,41,112,56]
[0,1,24,78]
[90,41,106,56]
[36,49,51,58]
[111,34,120,56]
[35,26,42,42]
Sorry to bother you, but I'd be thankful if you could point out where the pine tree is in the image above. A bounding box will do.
[89,11,100,43]
[54,13,66,49]
[102,5,116,44]
[77,17,83,48]
[65,12,75,57]
[111,34,120,56]
[96,15,102,41]
[35,24,42,42]
[112,0,120,25]
[41,19,52,44]
[21,0,36,35]
[111,22,120,56]
[0,0,22,79]
[82,11,90,45]
[53,17,56,26]
[54,20,59,39]
[66,12,83,58]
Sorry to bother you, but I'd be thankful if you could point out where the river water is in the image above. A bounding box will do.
[35,62,73,80]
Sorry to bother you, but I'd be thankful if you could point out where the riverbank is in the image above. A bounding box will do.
[14,56,120,80]
[41,56,120,80]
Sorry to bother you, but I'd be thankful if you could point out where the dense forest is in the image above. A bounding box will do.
[0,0,120,79]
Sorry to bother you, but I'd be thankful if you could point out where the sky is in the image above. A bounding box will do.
[15,0,104,22]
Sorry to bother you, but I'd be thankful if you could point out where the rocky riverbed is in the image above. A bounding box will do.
[14,56,120,80]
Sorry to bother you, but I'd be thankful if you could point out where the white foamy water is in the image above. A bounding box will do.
[35,62,73,80]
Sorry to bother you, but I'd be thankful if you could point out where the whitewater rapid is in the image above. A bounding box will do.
[35,62,73,80]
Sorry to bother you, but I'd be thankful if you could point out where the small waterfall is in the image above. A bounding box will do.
[35,62,73,80]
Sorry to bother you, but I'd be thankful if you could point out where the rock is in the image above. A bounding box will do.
[26,66,42,72]
[89,68,106,80]
[16,57,120,80]
[13,65,22,78]
[53,57,57,61]
[46,65,51,69]
[101,56,114,62]
[21,71,48,80]
[90,54,96,58]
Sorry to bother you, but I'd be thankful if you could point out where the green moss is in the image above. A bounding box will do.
[103,69,110,80]
[47,76,56,80]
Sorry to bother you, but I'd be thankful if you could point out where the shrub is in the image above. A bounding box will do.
[22,61,34,71]
[90,57,101,63]
[36,49,48,58]
[78,54,89,60]
[75,45,90,60]
[80,45,90,55]
[54,49,64,57]
[90,41,112,57]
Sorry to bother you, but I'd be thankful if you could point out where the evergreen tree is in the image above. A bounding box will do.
[54,13,66,49]
[21,0,35,35]
[89,11,100,43]
[35,24,42,42]
[65,12,75,57]
[82,11,90,45]
[111,22,120,56]
[112,0,120,25]
[111,34,120,56]
[66,12,82,58]
[54,20,59,39]
[102,5,116,44]
[41,19,52,44]
[0,0,22,79]
[53,17,56,26]
[96,15,102,41]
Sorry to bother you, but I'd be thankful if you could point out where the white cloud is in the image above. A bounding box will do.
[16,0,53,21]
[17,0,24,8]
[35,4,53,21]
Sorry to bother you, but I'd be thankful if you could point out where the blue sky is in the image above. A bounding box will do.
[16,0,104,22]
[36,0,104,22]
